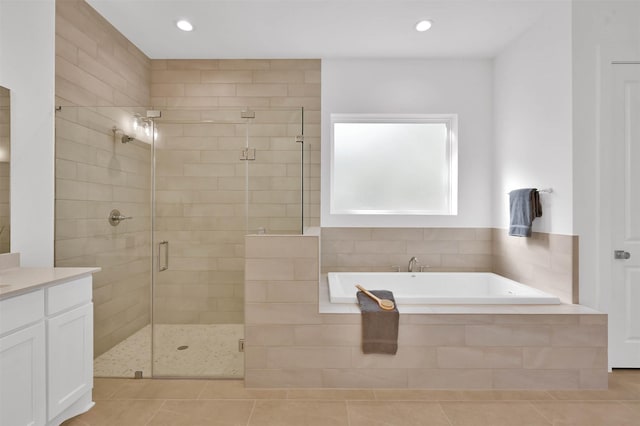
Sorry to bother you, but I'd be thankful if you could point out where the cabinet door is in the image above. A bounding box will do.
[47,303,93,421]
[0,322,46,426]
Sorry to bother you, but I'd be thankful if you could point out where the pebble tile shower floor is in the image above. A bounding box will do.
[94,324,244,378]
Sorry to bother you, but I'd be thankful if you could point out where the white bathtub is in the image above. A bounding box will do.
[327,272,561,305]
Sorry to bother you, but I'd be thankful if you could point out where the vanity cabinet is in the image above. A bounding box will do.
[0,268,97,426]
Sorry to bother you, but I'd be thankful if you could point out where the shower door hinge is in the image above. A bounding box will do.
[238,339,245,352]
[240,148,256,161]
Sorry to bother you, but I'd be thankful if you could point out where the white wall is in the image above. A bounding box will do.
[572,1,640,310]
[492,3,572,235]
[321,59,493,228]
[0,0,55,266]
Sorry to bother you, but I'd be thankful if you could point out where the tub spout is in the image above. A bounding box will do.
[408,256,419,272]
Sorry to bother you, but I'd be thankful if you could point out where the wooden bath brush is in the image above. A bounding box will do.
[355,284,395,310]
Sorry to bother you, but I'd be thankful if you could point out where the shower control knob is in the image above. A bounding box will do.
[108,209,132,226]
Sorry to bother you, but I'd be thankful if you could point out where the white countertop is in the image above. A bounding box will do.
[0,267,100,300]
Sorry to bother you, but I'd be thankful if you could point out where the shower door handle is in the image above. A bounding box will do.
[159,240,169,271]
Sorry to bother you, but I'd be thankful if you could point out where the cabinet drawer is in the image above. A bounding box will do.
[46,276,92,315]
[0,290,44,336]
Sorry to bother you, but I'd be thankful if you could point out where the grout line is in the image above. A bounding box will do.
[344,400,351,426]
[527,400,554,426]
[245,400,257,426]
[436,402,455,426]
[143,399,168,426]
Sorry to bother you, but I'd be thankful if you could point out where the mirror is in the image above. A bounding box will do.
[0,86,9,253]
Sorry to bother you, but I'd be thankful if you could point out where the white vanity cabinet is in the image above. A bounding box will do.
[46,276,93,423]
[0,291,46,426]
[0,265,98,426]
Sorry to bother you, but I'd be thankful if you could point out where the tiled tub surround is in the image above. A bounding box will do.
[245,234,606,389]
[322,227,577,304]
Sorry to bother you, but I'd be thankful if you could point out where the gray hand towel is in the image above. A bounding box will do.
[509,188,542,237]
[356,290,399,355]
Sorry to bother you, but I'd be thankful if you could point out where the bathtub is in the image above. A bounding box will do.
[327,272,562,305]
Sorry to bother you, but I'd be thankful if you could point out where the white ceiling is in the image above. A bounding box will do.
[86,0,556,59]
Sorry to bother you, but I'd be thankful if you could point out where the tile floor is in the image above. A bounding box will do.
[62,370,640,425]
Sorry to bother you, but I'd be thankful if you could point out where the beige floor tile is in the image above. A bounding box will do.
[622,401,640,415]
[147,400,254,425]
[61,400,165,426]
[440,401,551,426]
[548,377,640,401]
[112,379,207,399]
[92,378,129,400]
[287,388,376,400]
[347,401,450,426]
[248,400,348,426]
[532,401,640,426]
[610,370,640,397]
[199,379,287,399]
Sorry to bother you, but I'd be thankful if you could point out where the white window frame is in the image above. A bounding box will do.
[329,113,458,216]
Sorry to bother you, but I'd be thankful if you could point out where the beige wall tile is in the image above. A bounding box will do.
[408,369,493,389]
[245,369,323,388]
[352,347,438,369]
[437,347,523,369]
[524,347,607,369]
[551,325,608,347]
[493,369,580,390]
[322,369,409,388]
[245,303,322,325]
[466,325,551,346]
[399,325,466,346]
[266,347,352,369]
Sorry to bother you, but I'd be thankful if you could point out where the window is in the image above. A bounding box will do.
[330,114,458,215]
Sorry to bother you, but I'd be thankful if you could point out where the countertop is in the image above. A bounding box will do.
[0,267,100,300]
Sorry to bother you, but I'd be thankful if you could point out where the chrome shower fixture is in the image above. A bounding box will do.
[133,113,153,137]
[112,126,134,144]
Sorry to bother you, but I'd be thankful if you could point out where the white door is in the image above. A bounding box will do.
[610,64,640,367]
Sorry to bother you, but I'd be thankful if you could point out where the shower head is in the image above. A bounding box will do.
[121,134,134,144]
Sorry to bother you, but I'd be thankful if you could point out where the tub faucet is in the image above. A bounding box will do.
[408,256,419,272]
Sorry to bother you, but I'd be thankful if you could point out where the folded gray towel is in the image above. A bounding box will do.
[356,290,399,355]
[509,188,542,237]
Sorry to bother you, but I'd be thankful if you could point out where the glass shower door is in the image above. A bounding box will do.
[151,112,247,378]
[150,107,304,378]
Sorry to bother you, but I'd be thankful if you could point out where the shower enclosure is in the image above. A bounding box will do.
[54,106,307,378]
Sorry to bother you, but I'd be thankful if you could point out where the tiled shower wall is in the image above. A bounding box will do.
[321,227,576,304]
[321,227,492,273]
[55,0,152,356]
[0,87,9,254]
[149,59,321,324]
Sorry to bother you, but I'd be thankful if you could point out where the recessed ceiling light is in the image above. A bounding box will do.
[176,19,194,32]
[415,20,433,32]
